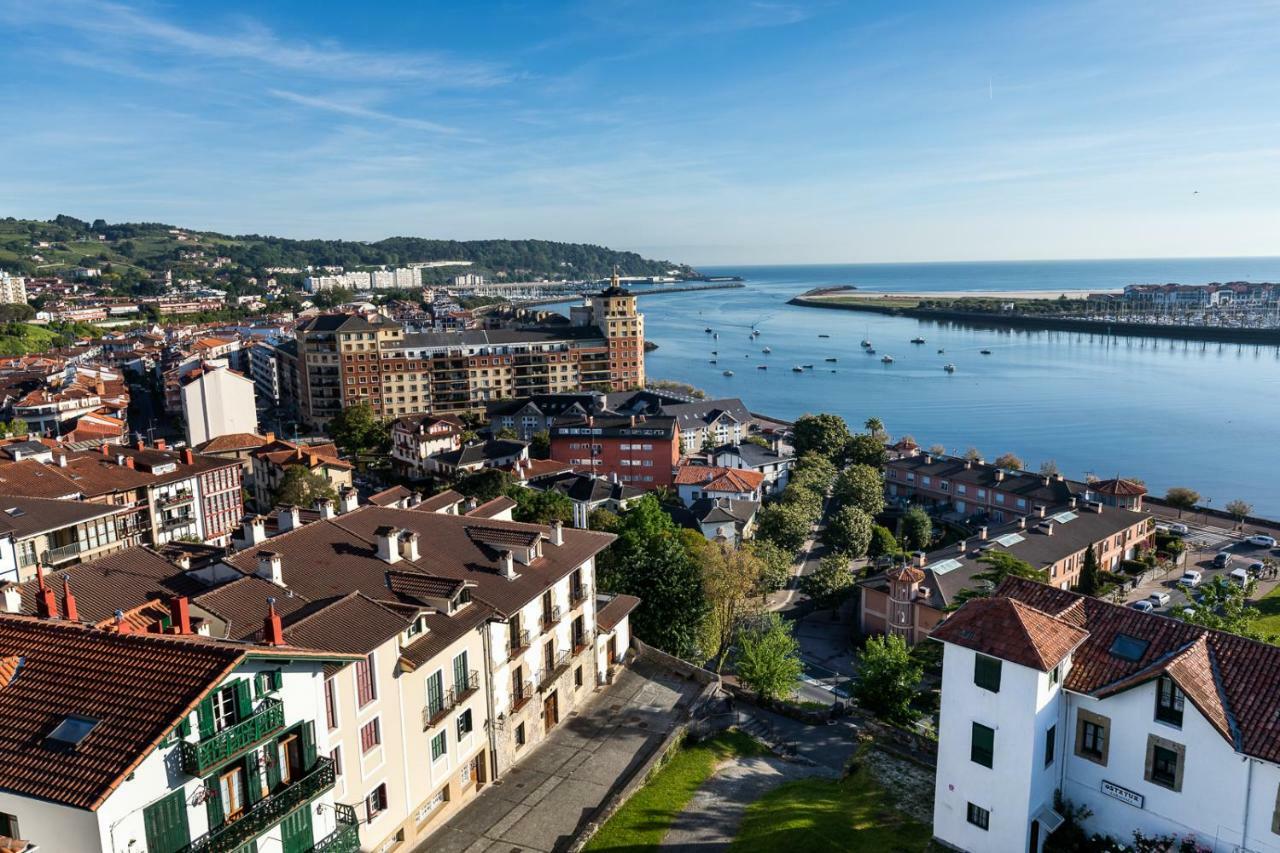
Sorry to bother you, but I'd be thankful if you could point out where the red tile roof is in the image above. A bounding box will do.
[930,595,1089,672]
[596,594,641,633]
[1091,477,1147,497]
[196,432,267,453]
[673,465,765,492]
[466,496,517,518]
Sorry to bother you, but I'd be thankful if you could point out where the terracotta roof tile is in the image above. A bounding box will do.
[931,595,1088,671]
[415,490,464,513]
[0,460,81,499]
[16,547,204,626]
[673,465,765,492]
[466,496,517,518]
[281,592,408,655]
[596,594,641,633]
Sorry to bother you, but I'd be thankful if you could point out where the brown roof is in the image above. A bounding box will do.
[253,439,352,472]
[196,433,267,453]
[886,565,925,584]
[0,460,81,499]
[1091,477,1148,497]
[282,592,409,656]
[399,603,494,671]
[596,594,641,633]
[193,575,313,641]
[59,447,239,496]
[415,490,464,513]
[466,496,517,518]
[385,571,470,602]
[0,494,123,539]
[673,465,765,492]
[368,485,413,506]
[930,596,1088,672]
[16,547,204,626]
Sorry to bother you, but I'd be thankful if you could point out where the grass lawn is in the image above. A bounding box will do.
[1252,584,1280,634]
[584,730,767,851]
[732,761,933,853]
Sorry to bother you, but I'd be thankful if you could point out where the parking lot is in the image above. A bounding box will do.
[1126,520,1280,612]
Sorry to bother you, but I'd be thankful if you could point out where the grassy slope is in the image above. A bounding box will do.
[584,730,767,852]
[1252,585,1280,634]
[0,323,69,356]
[732,761,933,853]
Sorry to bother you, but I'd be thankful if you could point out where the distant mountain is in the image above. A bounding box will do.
[0,215,697,284]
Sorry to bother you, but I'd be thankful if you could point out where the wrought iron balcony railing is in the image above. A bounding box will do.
[179,698,284,776]
[422,671,480,729]
[311,803,360,853]
[539,649,572,691]
[185,756,335,853]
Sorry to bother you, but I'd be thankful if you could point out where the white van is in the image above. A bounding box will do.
[1179,570,1202,588]
[1230,567,1250,586]
[1147,591,1171,608]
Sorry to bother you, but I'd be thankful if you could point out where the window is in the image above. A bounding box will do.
[331,745,343,779]
[1145,735,1184,791]
[515,722,526,747]
[1075,709,1109,765]
[0,814,19,840]
[417,788,448,823]
[431,731,447,762]
[966,803,990,830]
[973,654,1002,693]
[365,783,388,821]
[575,666,584,689]
[1044,725,1056,767]
[1049,665,1060,686]
[452,651,470,694]
[1109,634,1149,663]
[324,678,339,730]
[426,670,445,717]
[457,709,473,739]
[219,766,246,820]
[356,653,378,707]
[360,718,381,754]
[970,722,994,768]
[211,686,238,732]
[1155,676,1184,726]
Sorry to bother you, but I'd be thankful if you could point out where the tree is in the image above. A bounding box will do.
[701,541,766,671]
[825,506,873,557]
[1178,576,1275,642]
[5,419,27,438]
[928,443,946,456]
[846,433,887,468]
[854,634,923,726]
[792,413,852,460]
[833,464,885,516]
[954,552,1045,605]
[493,426,518,440]
[614,534,708,660]
[1075,543,1101,596]
[799,553,855,609]
[789,452,836,493]
[1225,499,1253,527]
[454,468,512,502]
[743,434,772,449]
[863,416,888,442]
[530,430,551,459]
[507,486,573,525]
[900,505,932,551]
[588,507,620,532]
[962,447,983,462]
[1039,459,1060,477]
[1165,487,1200,518]
[756,501,812,552]
[327,403,388,456]
[993,452,1024,470]
[735,614,804,701]
[272,466,337,508]
[868,525,901,559]
[746,539,792,594]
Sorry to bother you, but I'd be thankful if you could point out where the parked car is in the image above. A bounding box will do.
[1213,551,1233,569]
[1130,600,1154,612]
[1179,570,1202,588]
[1230,567,1250,586]
[1147,591,1171,608]
[1248,534,1278,548]
[1167,522,1190,536]
[1248,561,1265,575]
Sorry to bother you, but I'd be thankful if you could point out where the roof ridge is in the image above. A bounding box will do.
[1203,639,1242,750]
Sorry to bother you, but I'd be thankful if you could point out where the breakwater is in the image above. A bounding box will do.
[788,296,1280,346]
[523,281,745,307]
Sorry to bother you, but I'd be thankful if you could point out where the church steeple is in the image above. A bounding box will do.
[610,265,620,289]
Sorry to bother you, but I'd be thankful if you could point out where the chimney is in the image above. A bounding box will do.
[499,550,515,579]
[2,584,20,614]
[181,448,194,465]
[135,438,145,451]
[169,595,191,634]
[409,492,422,508]
[339,487,359,514]
[1018,516,1027,529]
[978,525,988,540]
[125,457,135,470]
[243,515,267,545]
[375,527,401,564]
[60,577,79,621]
[924,454,933,464]
[1043,521,1055,536]
[551,520,564,546]
[100,443,110,456]
[1036,505,1047,518]
[277,505,300,532]
[957,539,967,553]
[263,598,285,646]
[35,566,56,618]
[1069,497,1078,509]
[913,551,926,568]
[114,609,131,634]
[116,454,126,466]
[400,530,420,561]
[1042,476,1051,486]
[315,498,335,520]
[155,438,167,451]
[265,431,276,443]
[995,470,1005,482]
[57,453,67,468]
[256,551,284,585]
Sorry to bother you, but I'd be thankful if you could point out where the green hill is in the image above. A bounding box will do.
[0,215,697,287]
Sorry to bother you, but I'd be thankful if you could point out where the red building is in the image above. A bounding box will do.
[548,414,678,488]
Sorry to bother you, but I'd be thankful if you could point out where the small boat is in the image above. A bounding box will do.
[713,333,719,339]
[723,370,734,376]
[830,369,837,373]
[791,366,804,373]
[818,334,830,338]
[709,359,717,364]
[757,365,768,370]
[861,339,872,348]
[911,337,926,344]
[944,363,956,373]
[762,347,772,354]
[711,350,718,354]
[980,349,992,355]
[825,357,837,362]
[751,330,761,337]
[866,348,876,354]
[937,348,945,354]
[705,327,712,333]
[881,354,894,363]
[802,363,814,369]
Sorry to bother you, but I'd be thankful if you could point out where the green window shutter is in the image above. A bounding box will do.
[272,669,283,691]
[204,773,224,827]
[300,721,317,771]
[265,741,281,791]
[245,751,263,805]
[235,680,253,719]
[180,716,192,737]
[197,697,215,739]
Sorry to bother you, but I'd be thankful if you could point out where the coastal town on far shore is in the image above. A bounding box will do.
[0,216,1276,853]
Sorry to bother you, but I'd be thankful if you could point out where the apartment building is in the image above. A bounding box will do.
[0,605,355,852]
[292,286,643,427]
[885,450,1089,521]
[249,437,353,511]
[933,576,1280,853]
[390,413,466,480]
[0,270,27,304]
[247,341,282,404]
[180,363,258,447]
[858,501,1153,645]
[549,414,679,488]
[0,494,126,583]
[674,464,765,505]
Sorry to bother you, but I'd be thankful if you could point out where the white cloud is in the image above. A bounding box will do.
[267,89,461,135]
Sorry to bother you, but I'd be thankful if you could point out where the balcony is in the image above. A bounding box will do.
[511,679,534,713]
[573,631,595,656]
[312,803,360,853]
[540,606,562,632]
[539,650,572,691]
[180,698,285,776]
[185,756,335,853]
[508,628,530,655]
[570,584,590,607]
[159,515,196,533]
[156,490,195,509]
[422,671,480,730]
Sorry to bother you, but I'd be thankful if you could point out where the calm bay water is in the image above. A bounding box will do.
[632,259,1280,515]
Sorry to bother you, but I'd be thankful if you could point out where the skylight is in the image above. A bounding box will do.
[4,507,23,517]
[930,558,964,575]
[1108,634,1149,663]
[1051,511,1078,524]
[994,532,1025,547]
[45,714,100,751]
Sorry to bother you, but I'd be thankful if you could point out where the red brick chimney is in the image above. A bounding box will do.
[155,438,167,451]
[100,443,110,456]
[135,438,145,451]
[35,565,56,619]
[169,595,191,634]
[263,598,285,646]
[61,577,78,622]
[182,448,194,465]
[125,457,135,469]
[114,609,131,634]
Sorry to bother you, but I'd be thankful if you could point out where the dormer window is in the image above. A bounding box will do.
[1155,675,1184,727]
[407,616,426,639]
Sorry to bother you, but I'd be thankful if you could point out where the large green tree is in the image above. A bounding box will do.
[799,553,855,609]
[833,464,885,516]
[1178,576,1275,642]
[1165,487,1200,518]
[867,525,901,559]
[756,501,813,552]
[825,506,874,557]
[900,505,933,551]
[614,534,708,660]
[845,433,887,468]
[272,466,337,508]
[327,402,389,456]
[454,468,512,502]
[854,634,923,726]
[746,539,792,594]
[792,413,852,461]
[1075,543,1101,596]
[700,541,766,671]
[954,552,1045,605]
[506,486,573,525]
[735,614,804,701]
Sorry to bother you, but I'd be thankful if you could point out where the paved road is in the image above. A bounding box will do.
[1126,524,1280,611]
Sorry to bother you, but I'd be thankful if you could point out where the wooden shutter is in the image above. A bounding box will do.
[204,772,224,827]
[245,750,263,805]
[454,652,467,692]
[265,740,281,791]
[272,669,283,690]
[235,680,253,719]
[197,696,215,739]
[300,721,317,772]
[143,789,190,853]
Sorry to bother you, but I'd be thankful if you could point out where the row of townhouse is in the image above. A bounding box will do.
[932,576,1280,853]
[2,498,639,852]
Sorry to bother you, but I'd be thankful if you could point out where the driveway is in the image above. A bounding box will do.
[421,656,704,853]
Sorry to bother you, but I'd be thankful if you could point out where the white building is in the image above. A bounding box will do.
[932,576,1280,853]
[0,271,27,304]
[181,364,258,447]
[247,342,281,405]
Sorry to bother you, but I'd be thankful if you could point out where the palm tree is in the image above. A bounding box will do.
[864,416,887,442]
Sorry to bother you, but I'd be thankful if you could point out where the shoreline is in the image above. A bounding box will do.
[788,295,1280,346]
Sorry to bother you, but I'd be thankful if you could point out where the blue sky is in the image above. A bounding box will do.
[2,0,1278,264]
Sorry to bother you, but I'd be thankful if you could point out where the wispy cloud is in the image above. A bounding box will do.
[267,89,461,135]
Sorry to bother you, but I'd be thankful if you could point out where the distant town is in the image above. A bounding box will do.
[0,216,1277,853]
